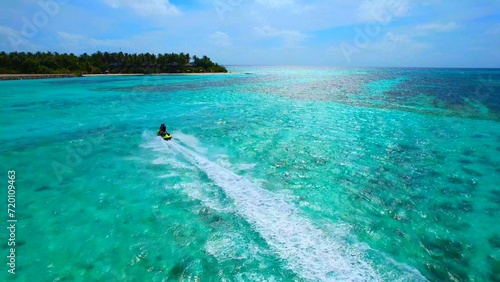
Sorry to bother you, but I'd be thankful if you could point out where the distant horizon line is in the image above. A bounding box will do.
[223,65,500,69]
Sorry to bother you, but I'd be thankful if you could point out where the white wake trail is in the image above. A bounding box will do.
[163,139,383,281]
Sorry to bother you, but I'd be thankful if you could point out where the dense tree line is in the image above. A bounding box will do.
[0,51,227,75]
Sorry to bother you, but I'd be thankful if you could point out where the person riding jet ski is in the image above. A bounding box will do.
[157,124,167,136]
[157,124,172,140]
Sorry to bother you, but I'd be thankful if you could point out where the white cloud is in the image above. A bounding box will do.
[254,0,295,9]
[209,31,231,47]
[339,22,457,65]
[416,22,458,33]
[58,32,130,49]
[358,0,410,23]
[383,32,410,43]
[0,25,22,38]
[255,25,305,46]
[253,0,313,15]
[375,32,430,51]
[103,0,180,17]
[0,25,42,51]
[331,29,432,66]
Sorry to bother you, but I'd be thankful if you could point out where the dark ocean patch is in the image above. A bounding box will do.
[462,148,475,156]
[459,159,474,165]
[421,236,471,280]
[10,100,49,108]
[35,186,50,192]
[461,167,483,177]
[489,234,500,249]
[490,189,500,204]
[447,175,465,185]
[457,200,474,213]
[488,255,500,282]
[427,169,441,177]
[478,156,496,166]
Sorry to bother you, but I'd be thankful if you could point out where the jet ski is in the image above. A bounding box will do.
[157,131,172,141]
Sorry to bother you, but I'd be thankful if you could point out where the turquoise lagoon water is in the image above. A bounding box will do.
[0,67,499,281]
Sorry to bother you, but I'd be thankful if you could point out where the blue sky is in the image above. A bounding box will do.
[1,0,499,67]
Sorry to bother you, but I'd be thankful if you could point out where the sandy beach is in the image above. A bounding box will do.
[82,72,231,77]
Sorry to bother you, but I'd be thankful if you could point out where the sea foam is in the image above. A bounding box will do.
[164,136,381,281]
[143,131,425,281]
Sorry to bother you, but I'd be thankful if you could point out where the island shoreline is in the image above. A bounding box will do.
[0,74,76,80]
[0,72,231,81]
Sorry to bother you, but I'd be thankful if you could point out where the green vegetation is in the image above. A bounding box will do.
[0,51,227,75]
